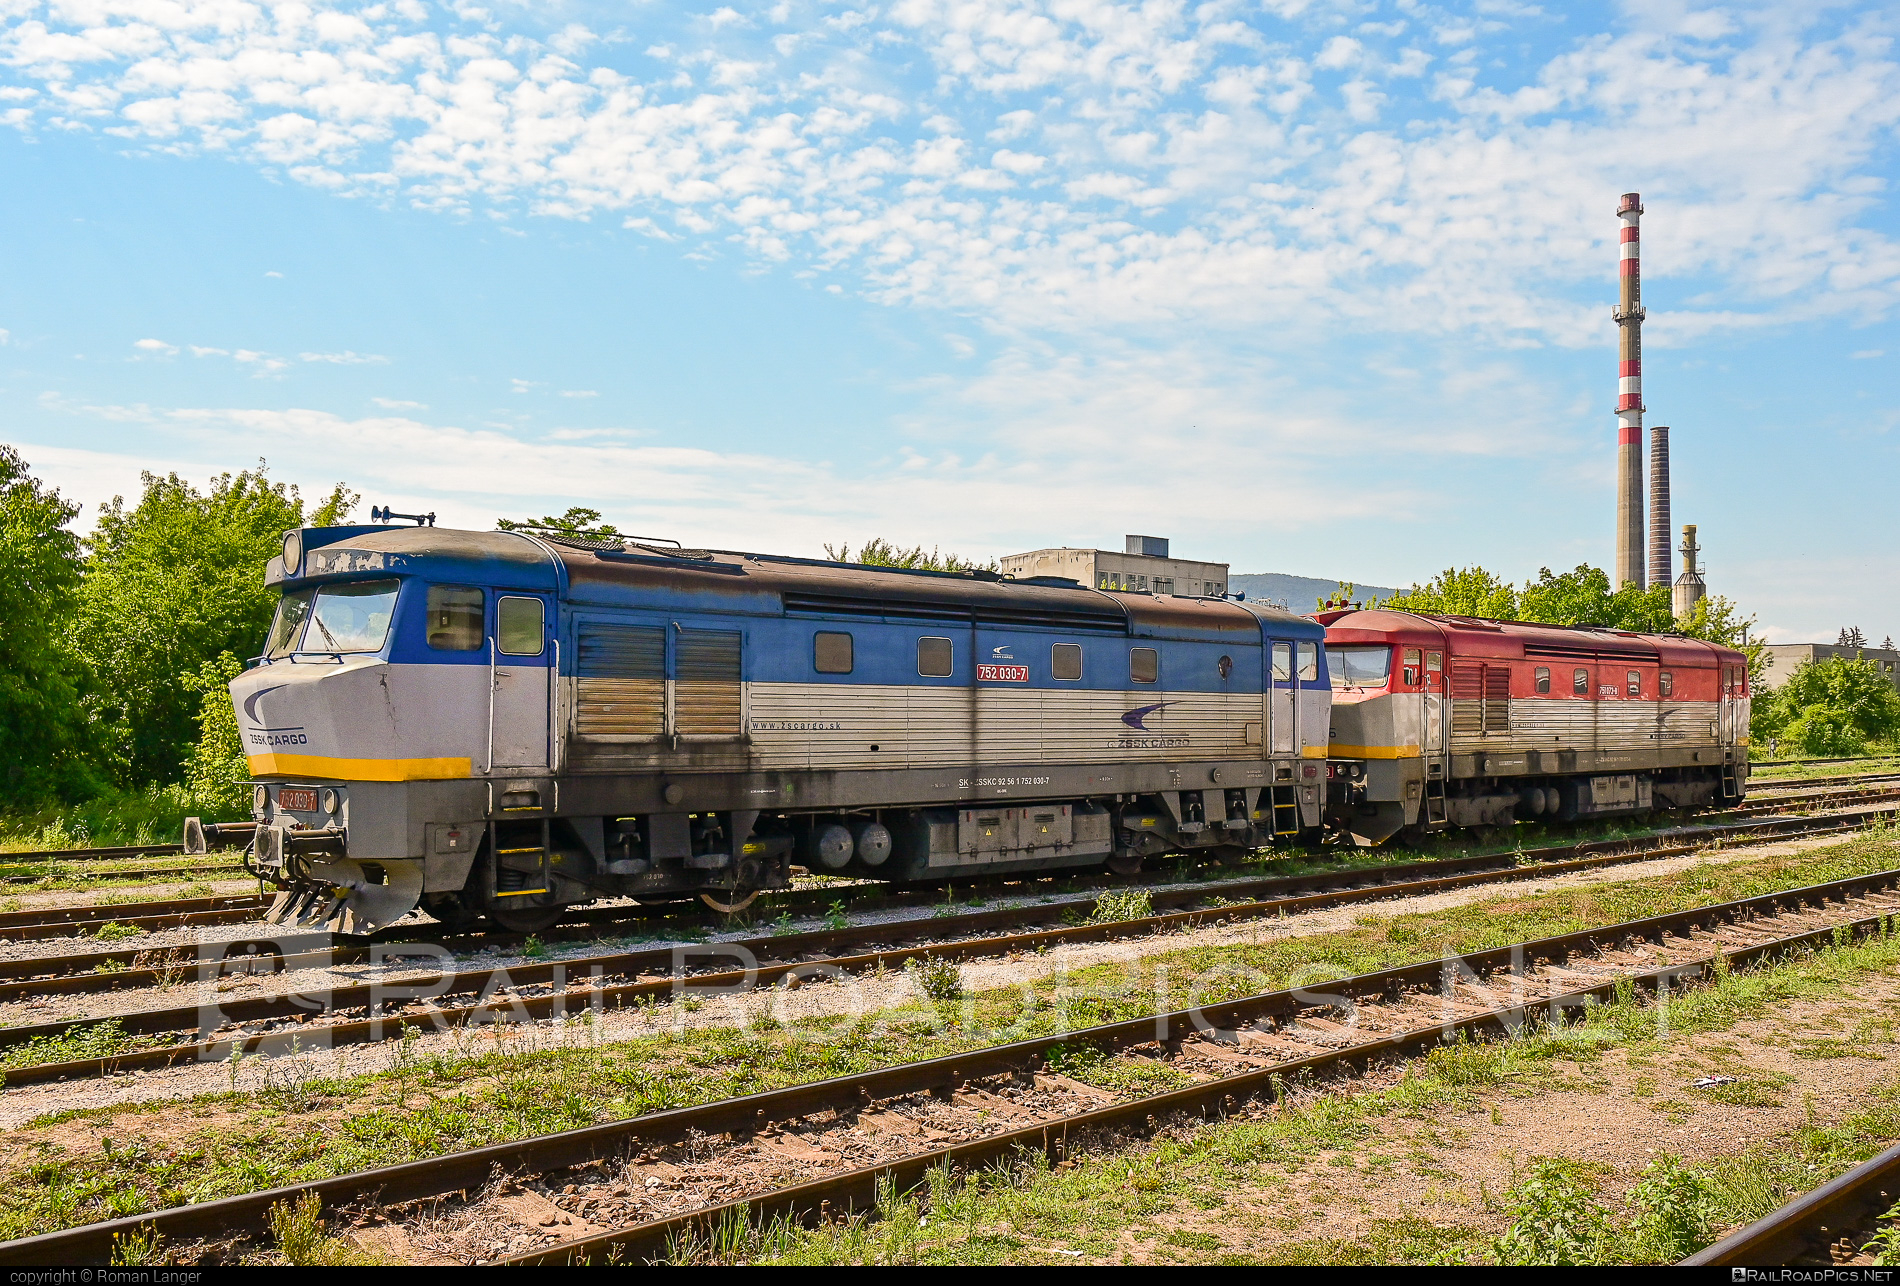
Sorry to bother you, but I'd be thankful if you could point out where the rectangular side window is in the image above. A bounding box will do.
[497,596,545,656]
[814,631,853,674]
[426,585,484,651]
[1627,670,1642,697]
[1534,666,1550,694]
[1130,647,1159,684]
[1052,643,1082,681]
[918,636,953,677]
[1402,648,1421,686]
[1297,641,1318,682]
[1426,651,1443,687]
[1574,668,1589,695]
[1272,642,1292,683]
[1660,671,1673,697]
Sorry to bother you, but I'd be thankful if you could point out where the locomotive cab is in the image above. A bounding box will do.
[1317,608,1749,847]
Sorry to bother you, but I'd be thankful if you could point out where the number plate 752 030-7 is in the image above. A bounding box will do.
[277,787,320,813]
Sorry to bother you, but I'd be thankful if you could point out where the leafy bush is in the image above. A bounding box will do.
[1753,655,1900,754]
[905,955,964,1002]
[1627,1155,1714,1261]
[1492,1161,1609,1265]
[1090,888,1155,923]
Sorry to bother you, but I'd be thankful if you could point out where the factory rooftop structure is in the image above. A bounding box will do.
[1756,642,1900,692]
[1001,535,1230,598]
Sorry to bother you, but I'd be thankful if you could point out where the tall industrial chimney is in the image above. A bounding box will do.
[1614,192,1646,590]
[1673,524,1706,620]
[1648,425,1672,587]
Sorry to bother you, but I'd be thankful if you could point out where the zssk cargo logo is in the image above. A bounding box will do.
[1116,702,1187,748]
[243,684,309,747]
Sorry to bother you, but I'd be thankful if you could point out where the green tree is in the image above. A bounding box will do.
[1752,655,1900,755]
[497,507,619,538]
[0,446,95,803]
[1384,566,1518,619]
[823,538,998,572]
[1516,564,1676,633]
[73,465,355,787]
[180,652,249,812]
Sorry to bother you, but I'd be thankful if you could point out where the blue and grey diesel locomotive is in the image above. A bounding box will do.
[223,524,1332,934]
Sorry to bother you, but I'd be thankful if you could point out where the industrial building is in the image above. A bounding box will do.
[1000,536,1230,597]
[1755,643,1900,693]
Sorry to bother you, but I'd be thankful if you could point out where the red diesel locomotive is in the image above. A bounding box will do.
[1316,609,1750,845]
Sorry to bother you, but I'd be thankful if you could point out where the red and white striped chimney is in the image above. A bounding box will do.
[1613,192,1646,590]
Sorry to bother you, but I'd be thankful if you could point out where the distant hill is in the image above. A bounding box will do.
[1229,572,1400,613]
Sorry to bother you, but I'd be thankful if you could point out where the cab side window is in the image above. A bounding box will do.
[1660,671,1673,697]
[1402,648,1422,686]
[1626,670,1642,697]
[1534,666,1551,694]
[1296,642,1318,682]
[1130,647,1159,684]
[1574,668,1590,695]
[1052,643,1083,681]
[497,596,546,656]
[814,631,854,674]
[1272,642,1292,683]
[426,585,484,651]
[918,636,953,678]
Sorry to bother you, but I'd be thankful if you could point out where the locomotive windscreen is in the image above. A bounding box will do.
[1326,645,1391,689]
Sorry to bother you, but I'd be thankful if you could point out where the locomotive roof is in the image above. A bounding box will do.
[1315,608,1743,665]
[274,525,1323,642]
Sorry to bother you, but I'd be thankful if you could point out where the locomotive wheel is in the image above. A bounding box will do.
[489,904,565,934]
[1105,852,1143,877]
[700,888,763,914]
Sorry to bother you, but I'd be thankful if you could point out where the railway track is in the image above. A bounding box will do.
[0,863,246,887]
[4,860,1897,1264]
[3,777,1887,947]
[0,804,1891,1088]
[1683,1140,1900,1267]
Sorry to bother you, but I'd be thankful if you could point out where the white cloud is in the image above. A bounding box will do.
[558,389,598,398]
[372,397,427,409]
[300,351,389,364]
[0,2,1893,352]
[132,338,176,354]
[1851,349,1884,360]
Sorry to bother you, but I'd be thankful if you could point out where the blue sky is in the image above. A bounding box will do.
[0,0,1895,643]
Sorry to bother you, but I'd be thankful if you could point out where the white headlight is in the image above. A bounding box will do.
[321,788,338,815]
[253,785,268,815]
[281,529,303,577]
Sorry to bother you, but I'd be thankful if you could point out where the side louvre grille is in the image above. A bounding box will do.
[576,624,664,738]
[676,629,743,737]
[1483,666,1511,733]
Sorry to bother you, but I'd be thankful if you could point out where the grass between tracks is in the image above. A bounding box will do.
[694,932,1900,1266]
[3,824,1899,1243]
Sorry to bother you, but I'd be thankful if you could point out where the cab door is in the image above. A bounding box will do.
[1269,641,1297,756]
[490,592,553,771]
[1422,649,1445,760]
[1719,665,1739,749]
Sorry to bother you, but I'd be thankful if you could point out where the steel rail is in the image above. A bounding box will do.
[1681,1140,1900,1266]
[515,900,1900,1268]
[4,870,1896,1265]
[0,823,1722,993]
[0,784,1877,959]
[0,775,1873,944]
[1,806,1888,1080]
[2,806,1882,1074]
[1,863,246,887]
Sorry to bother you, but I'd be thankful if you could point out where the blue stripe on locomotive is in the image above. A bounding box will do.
[295,543,1329,693]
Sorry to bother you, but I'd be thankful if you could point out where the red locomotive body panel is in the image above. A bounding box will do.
[1316,609,1749,845]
